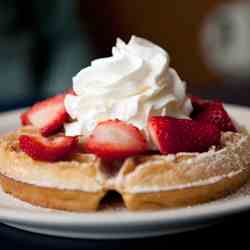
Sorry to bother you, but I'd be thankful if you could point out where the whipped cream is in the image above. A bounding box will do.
[64,36,192,138]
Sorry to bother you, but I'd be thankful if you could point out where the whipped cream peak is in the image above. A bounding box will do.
[65,35,193,137]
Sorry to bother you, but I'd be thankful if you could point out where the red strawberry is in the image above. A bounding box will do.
[190,95,207,108]
[19,134,78,162]
[85,119,148,160]
[148,116,220,154]
[194,102,236,132]
[190,95,211,117]
[20,93,69,136]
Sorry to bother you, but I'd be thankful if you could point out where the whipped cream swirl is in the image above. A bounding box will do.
[64,36,192,136]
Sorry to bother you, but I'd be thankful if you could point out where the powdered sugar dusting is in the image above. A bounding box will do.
[128,170,243,193]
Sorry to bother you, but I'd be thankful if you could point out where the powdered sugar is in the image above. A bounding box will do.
[128,170,243,193]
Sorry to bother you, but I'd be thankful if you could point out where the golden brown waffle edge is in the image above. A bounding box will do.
[0,126,250,211]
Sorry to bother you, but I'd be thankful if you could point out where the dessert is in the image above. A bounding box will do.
[0,36,250,212]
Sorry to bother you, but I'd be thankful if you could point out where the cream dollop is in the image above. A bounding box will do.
[64,36,192,137]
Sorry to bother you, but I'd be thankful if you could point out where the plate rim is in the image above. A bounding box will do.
[0,193,249,227]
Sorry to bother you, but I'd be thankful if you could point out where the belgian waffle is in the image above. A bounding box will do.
[0,126,249,211]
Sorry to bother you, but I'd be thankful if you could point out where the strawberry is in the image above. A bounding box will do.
[19,134,78,162]
[148,116,220,154]
[20,93,69,136]
[85,119,148,160]
[189,95,211,117]
[194,102,236,132]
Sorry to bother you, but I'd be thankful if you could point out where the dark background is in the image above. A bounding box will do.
[0,211,247,250]
[0,0,250,112]
[0,0,250,248]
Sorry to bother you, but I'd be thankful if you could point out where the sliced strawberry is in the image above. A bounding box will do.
[194,102,236,132]
[148,116,220,154]
[20,93,69,136]
[190,95,207,111]
[19,134,78,162]
[189,95,212,117]
[85,119,148,160]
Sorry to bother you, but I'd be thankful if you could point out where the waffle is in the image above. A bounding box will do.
[0,126,250,211]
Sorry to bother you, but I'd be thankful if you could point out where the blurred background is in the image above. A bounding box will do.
[0,0,250,112]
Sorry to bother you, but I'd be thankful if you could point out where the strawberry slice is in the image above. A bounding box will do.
[194,102,236,132]
[20,93,69,136]
[189,95,214,118]
[189,95,212,116]
[19,134,78,162]
[85,119,148,160]
[148,116,220,154]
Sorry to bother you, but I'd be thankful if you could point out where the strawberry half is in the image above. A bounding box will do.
[85,119,148,160]
[20,93,69,136]
[148,116,221,154]
[189,95,212,117]
[194,102,236,132]
[19,134,78,162]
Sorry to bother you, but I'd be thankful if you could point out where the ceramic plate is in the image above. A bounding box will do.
[0,105,250,239]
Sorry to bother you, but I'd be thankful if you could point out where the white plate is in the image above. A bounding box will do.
[0,105,250,239]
